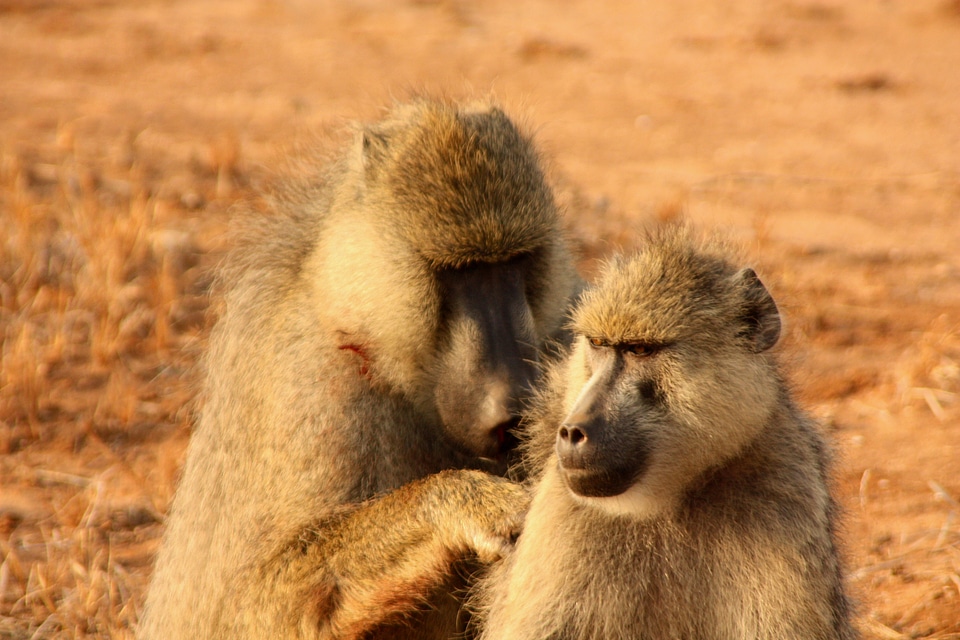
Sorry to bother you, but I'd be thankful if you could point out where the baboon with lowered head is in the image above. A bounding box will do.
[474,227,856,639]
[138,99,579,640]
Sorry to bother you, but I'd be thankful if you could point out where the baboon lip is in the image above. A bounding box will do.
[465,425,519,462]
[557,455,587,471]
[559,465,639,498]
[489,419,521,455]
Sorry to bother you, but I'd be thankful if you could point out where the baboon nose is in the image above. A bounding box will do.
[557,423,589,469]
[558,425,586,445]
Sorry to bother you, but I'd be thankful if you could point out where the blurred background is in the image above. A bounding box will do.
[1,1,958,637]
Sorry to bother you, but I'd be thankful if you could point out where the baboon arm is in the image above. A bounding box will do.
[281,469,528,639]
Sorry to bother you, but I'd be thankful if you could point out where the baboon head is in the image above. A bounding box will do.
[554,230,781,516]
[314,100,576,463]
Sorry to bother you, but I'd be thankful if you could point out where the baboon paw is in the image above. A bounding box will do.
[464,486,529,563]
[470,531,518,564]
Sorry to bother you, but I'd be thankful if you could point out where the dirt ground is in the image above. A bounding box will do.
[1,0,959,638]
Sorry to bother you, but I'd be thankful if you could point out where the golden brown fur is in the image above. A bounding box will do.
[138,99,579,640]
[474,227,856,640]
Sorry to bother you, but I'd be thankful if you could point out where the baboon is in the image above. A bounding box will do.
[474,227,856,640]
[138,99,579,640]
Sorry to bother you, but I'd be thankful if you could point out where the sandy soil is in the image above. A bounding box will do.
[1,0,959,637]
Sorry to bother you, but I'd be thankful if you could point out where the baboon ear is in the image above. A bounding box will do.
[734,268,781,353]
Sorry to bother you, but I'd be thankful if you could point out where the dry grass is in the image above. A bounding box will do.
[0,135,224,639]
[851,482,960,638]
[895,316,960,423]
[2,482,143,639]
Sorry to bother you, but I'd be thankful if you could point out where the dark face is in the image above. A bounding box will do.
[555,338,665,498]
[433,258,541,463]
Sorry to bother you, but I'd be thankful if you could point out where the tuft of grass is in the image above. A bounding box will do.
[894,315,960,422]
[2,476,151,639]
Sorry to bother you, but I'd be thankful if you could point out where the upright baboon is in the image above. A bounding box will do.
[139,100,579,640]
[474,227,856,640]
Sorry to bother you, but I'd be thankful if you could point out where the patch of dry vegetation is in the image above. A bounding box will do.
[0,133,225,638]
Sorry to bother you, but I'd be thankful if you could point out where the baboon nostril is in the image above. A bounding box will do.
[559,425,586,445]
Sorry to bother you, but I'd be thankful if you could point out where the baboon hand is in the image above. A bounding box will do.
[435,470,530,564]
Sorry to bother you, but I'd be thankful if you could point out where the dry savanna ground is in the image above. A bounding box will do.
[1,0,959,638]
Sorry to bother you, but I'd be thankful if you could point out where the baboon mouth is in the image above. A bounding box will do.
[559,466,639,498]
[471,419,521,463]
[494,421,521,454]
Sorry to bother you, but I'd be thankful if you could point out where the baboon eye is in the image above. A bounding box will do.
[588,337,606,348]
[622,342,661,357]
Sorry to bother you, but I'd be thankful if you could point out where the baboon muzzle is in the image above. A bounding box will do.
[556,415,641,498]
[556,359,647,498]
[434,260,539,461]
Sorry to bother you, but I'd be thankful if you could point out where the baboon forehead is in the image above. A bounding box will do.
[573,241,742,342]
[367,101,559,267]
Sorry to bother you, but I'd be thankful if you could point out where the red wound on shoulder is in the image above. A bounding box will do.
[338,343,372,379]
